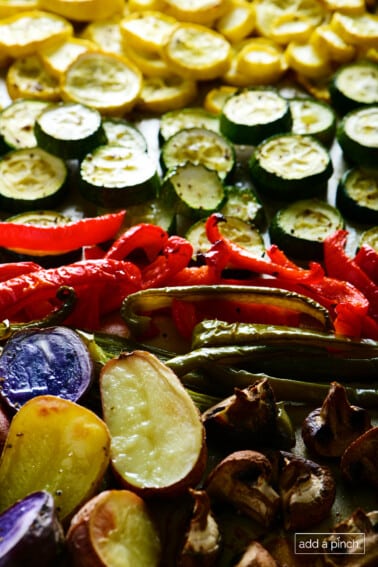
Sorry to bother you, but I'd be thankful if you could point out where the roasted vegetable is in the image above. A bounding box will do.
[177,489,221,567]
[341,426,378,489]
[0,490,64,567]
[205,450,281,528]
[234,541,279,567]
[0,395,111,523]
[100,350,207,497]
[202,378,295,450]
[323,508,378,566]
[0,326,94,411]
[66,489,162,567]
[277,451,336,531]
[302,381,372,458]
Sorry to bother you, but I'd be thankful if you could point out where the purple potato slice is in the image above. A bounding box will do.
[0,490,63,567]
[0,326,94,410]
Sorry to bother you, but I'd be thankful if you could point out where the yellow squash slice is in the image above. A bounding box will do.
[80,16,126,56]
[330,11,378,47]
[236,37,287,84]
[0,0,38,18]
[0,10,73,58]
[39,37,97,79]
[6,54,61,101]
[61,51,143,115]
[254,0,325,41]
[215,0,256,44]
[136,74,198,113]
[162,0,229,25]
[162,23,231,81]
[120,10,177,52]
[285,40,332,79]
[38,0,124,22]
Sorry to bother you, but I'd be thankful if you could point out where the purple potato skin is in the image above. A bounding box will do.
[0,326,94,411]
[0,491,64,567]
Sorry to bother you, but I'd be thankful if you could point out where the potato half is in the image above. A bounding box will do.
[100,350,207,496]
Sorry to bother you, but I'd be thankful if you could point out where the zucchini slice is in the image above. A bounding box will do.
[359,226,378,252]
[221,184,265,227]
[249,133,333,200]
[220,87,292,145]
[269,198,344,260]
[337,106,378,169]
[159,107,220,142]
[160,127,235,180]
[289,97,336,146]
[79,145,160,208]
[329,60,378,115]
[161,162,226,220]
[186,216,265,260]
[34,101,107,160]
[0,99,50,152]
[102,117,148,153]
[336,167,378,225]
[0,147,68,213]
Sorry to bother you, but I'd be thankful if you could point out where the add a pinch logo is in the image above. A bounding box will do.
[294,532,365,555]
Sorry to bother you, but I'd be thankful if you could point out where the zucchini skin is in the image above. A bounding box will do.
[329,60,378,116]
[336,106,378,169]
[269,198,344,260]
[336,167,378,225]
[249,134,333,201]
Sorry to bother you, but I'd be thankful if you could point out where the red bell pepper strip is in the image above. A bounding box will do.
[168,239,231,286]
[354,245,378,285]
[141,235,193,288]
[324,230,378,320]
[0,261,41,282]
[205,213,322,282]
[0,211,126,253]
[105,223,169,262]
[0,259,142,329]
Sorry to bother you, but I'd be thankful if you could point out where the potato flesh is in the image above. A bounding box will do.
[0,395,110,522]
[101,351,204,489]
[90,491,161,566]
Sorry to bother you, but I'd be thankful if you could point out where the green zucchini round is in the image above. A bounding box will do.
[249,133,333,200]
[289,97,336,146]
[0,99,50,152]
[337,105,378,169]
[220,87,292,146]
[34,101,107,160]
[160,126,235,180]
[221,184,265,228]
[359,226,378,252]
[269,198,344,260]
[159,107,220,142]
[102,117,148,153]
[336,167,378,225]
[79,144,160,208]
[161,162,226,220]
[0,147,68,213]
[329,60,378,115]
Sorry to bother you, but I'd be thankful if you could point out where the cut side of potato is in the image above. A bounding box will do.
[100,350,207,496]
[66,489,162,567]
[0,395,111,523]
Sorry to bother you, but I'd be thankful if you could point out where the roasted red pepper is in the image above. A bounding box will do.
[0,211,126,253]
[0,262,41,282]
[169,240,231,286]
[205,213,322,282]
[141,235,193,288]
[0,259,142,330]
[324,230,378,321]
[354,244,378,286]
[105,222,168,262]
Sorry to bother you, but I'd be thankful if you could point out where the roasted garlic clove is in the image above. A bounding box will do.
[302,381,372,457]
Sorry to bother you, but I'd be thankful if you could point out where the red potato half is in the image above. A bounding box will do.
[0,395,111,523]
[66,489,162,567]
[100,350,207,496]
